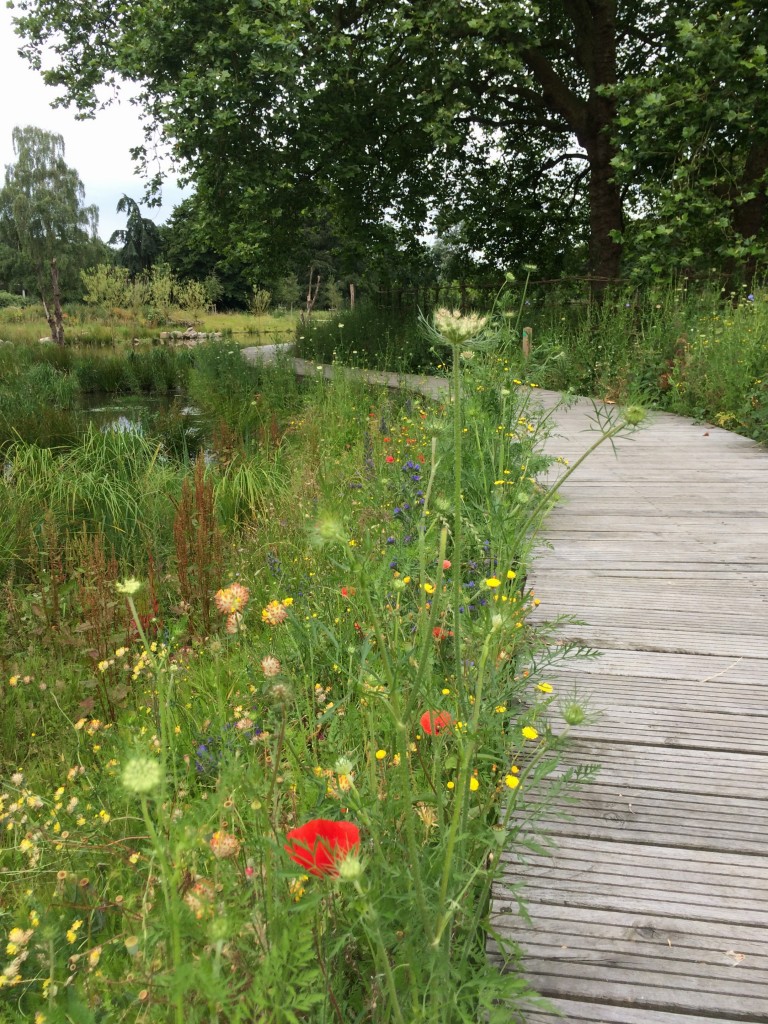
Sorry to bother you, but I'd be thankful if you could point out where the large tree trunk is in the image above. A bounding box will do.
[728,140,768,288]
[583,118,624,287]
[523,0,624,291]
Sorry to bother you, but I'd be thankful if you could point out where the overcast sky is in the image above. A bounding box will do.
[0,4,188,241]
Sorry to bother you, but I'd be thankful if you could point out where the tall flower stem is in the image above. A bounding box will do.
[125,591,178,791]
[354,881,406,1024]
[450,343,465,715]
[140,796,184,1024]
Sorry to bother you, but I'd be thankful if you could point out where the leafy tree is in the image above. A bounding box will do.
[109,194,162,275]
[158,197,254,307]
[610,0,768,285]
[11,0,765,288]
[0,125,98,342]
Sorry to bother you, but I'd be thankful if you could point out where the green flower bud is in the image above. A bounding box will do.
[623,405,647,426]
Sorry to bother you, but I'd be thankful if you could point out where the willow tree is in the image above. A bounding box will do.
[0,126,98,342]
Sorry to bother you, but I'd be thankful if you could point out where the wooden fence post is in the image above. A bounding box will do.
[522,326,533,359]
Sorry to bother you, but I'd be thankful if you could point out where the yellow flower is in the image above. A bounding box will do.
[504,775,520,790]
[423,583,435,595]
[375,749,387,760]
[485,577,501,588]
[469,777,480,792]
[506,570,516,580]
[446,780,455,790]
[536,682,553,694]
[522,726,538,741]
[262,601,288,625]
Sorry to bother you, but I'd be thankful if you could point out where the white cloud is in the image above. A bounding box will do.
[0,4,189,241]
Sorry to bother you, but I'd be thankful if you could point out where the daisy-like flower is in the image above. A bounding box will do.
[215,583,250,615]
[261,655,281,677]
[262,601,288,626]
[225,612,243,634]
[210,830,241,859]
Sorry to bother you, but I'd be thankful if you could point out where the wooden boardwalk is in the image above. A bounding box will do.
[491,393,768,1023]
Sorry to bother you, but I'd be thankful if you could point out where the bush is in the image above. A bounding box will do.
[0,290,32,309]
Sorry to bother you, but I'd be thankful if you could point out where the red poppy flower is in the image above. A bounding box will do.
[420,710,453,735]
[385,455,395,463]
[432,626,454,641]
[284,819,361,877]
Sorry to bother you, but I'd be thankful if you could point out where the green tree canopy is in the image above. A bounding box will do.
[10,1,768,287]
[610,0,768,285]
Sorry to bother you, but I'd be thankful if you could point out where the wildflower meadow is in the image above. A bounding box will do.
[0,313,637,1023]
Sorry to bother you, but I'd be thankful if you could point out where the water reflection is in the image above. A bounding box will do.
[79,393,205,456]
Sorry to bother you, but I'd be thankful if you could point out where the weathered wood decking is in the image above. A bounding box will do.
[491,392,768,1023]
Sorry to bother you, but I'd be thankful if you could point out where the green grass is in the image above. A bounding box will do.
[295,304,442,373]
[496,285,768,442]
[0,303,300,346]
[0,323,625,1023]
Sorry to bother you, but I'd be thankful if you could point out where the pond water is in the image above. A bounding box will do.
[78,392,207,456]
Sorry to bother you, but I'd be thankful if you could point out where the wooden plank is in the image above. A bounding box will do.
[544,742,768,797]
[532,785,768,853]
[520,1000,762,1024]
[542,627,768,658]
[543,649,767,682]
